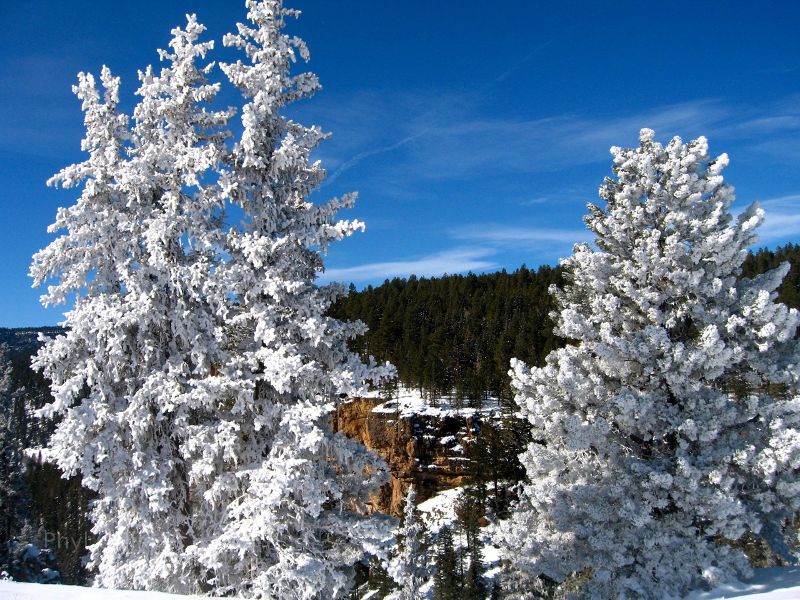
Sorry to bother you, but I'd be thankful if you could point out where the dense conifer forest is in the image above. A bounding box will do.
[742,244,800,308]
[330,243,800,403]
[329,265,563,403]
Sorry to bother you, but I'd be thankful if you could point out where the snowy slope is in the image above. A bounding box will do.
[679,566,800,599]
[416,487,504,585]
[364,386,501,419]
[0,581,206,599]
[2,567,800,599]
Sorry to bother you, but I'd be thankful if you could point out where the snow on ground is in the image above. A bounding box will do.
[0,581,206,599]
[678,566,800,599]
[416,486,461,534]
[416,487,503,584]
[3,566,800,599]
[364,386,500,419]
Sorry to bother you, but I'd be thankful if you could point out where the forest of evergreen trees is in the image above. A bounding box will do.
[742,244,800,307]
[1,244,798,590]
[0,330,91,584]
[330,265,563,404]
[330,243,800,404]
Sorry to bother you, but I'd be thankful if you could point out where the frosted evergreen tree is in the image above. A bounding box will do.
[33,2,393,596]
[30,17,234,593]
[495,129,800,598]
[387,486,430,599]
[184,2,394,597]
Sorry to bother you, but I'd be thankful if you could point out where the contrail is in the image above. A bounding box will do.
[324,21,581,188]
[324,131,427,186]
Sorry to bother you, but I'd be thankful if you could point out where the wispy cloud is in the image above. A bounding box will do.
[518,186,592,207]
[746,138,800,163]
[719,115,800,137]
[711,97,800,161]
[322,247,497,284]
[315,89,800,197]
[321,97,734,188]
[754,195,800,243]
[451,224,586,247]
[326,132,425,185]
[311,88,800,280]
[322,222,589,284]
[520,196,553,206]
[494,38,560,84]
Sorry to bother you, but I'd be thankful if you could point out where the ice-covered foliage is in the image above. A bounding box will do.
[495,129,800,599]
[2,540,60,584]
[30,2,393,597]
[30,17,232,592]
[183,2,394,597]
[387,487,430,599]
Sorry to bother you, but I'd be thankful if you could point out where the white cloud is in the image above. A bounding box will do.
[322,97,733,186]
[315,90,800,197]
[321,247,497,283]
[754,195,800,243]
[450,224,586,247]
[321,224,589,285]
[325,132,425,185]
[519,196,553,206]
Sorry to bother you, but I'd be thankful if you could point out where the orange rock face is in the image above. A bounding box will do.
[331,397,478,517]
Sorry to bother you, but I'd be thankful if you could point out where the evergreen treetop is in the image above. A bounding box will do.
[495,129,800,599]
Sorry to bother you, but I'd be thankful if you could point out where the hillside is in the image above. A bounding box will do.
[0,326,63,357]
[331,244,800,403]
[329,265,563,402]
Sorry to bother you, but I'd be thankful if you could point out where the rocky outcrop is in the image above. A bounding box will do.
[332,397,479,517]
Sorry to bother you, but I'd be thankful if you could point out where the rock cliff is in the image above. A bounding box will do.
[332,397,480,517]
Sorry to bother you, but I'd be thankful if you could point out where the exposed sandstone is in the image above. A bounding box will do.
[332,397,479,517]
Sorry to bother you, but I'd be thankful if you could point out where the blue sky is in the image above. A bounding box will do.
[1,1,799,326]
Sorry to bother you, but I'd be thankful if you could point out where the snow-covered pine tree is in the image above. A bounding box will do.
[33,2,393,595]
[30,17,233,593]
[495,129,800,598]
[387,486,430,599]
[183,2,394,597]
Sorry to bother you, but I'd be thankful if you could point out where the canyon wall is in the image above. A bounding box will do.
[332,397,479,516]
